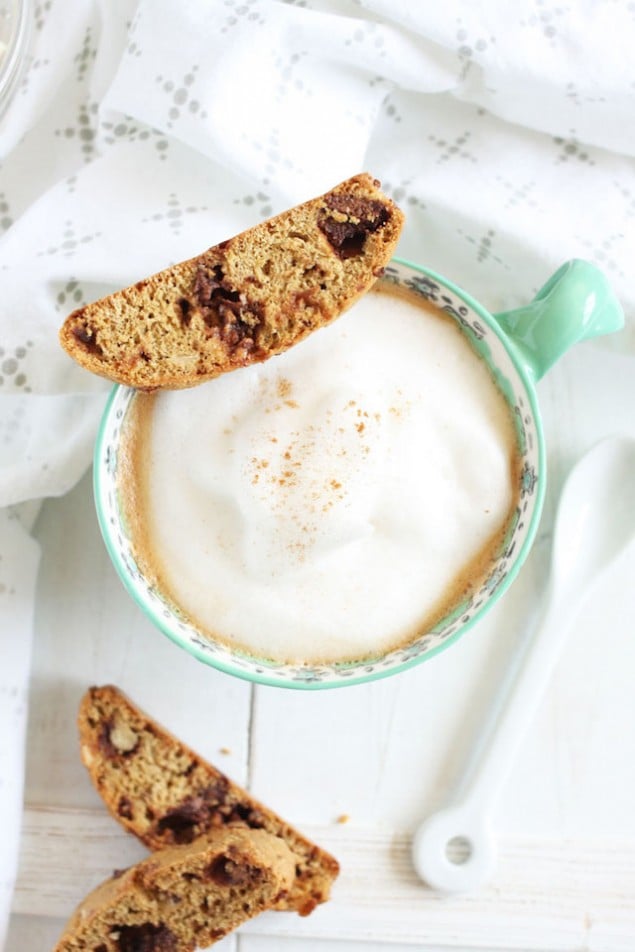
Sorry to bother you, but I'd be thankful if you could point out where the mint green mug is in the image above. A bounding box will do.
[94,258,623,689]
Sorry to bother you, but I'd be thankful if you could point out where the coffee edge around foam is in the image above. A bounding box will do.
[116,284,524,666]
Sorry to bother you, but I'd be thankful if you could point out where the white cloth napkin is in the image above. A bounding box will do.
[1,0,634,943]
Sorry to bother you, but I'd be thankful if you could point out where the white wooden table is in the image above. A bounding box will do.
[7,333,635,951]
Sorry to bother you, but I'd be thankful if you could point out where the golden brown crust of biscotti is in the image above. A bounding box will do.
[53,826,296,952]
[59,173,404,389]
[78,685,339,917]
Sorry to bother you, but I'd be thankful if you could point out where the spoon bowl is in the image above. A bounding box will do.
[551,437,635,598]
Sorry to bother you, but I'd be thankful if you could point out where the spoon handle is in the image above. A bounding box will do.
[454,583,567,813]
[412,583,573,893]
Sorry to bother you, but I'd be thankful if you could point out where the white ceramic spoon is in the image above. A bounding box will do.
[412,435,635,893]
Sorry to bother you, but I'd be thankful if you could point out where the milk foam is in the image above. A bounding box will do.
[124,286,518,663]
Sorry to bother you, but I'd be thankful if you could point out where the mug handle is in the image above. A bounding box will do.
[493,259,624,382]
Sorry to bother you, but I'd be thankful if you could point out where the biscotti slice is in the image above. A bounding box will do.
[59,173,404,389]
[79,685,339,917]
[53,826,295,952]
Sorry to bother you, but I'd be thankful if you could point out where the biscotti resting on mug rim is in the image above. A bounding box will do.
[59,173,404,390]
[52,826,296,952]
[79,685,340,916]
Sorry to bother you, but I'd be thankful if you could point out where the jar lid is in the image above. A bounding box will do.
[0,0,31,125]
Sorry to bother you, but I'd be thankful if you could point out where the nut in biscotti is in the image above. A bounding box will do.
[59,174,404,390]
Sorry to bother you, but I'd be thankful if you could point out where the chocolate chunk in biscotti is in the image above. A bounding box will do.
[52,826,296,952]
[79,685,340,917]
[59,173,404,390]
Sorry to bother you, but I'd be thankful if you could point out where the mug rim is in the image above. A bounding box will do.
[94,258,546,689]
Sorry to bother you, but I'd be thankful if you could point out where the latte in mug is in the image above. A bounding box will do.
[119,283,522,664]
